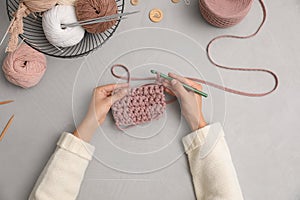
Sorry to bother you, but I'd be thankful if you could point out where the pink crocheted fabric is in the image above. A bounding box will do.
[111,65,167,129]
[111,84,166,128]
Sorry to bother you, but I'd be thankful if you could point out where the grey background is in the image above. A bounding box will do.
[0,0,299,199]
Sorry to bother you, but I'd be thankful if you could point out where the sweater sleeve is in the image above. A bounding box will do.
[28,132,95,200]
[182,123,244,200]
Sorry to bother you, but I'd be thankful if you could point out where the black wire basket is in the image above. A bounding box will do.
[6,0,125,58]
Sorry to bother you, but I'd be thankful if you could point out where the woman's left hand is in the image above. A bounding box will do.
[74,83,129,142]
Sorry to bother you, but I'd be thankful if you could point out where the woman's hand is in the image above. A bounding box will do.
[74,83,128,142]
[163,73,207,132]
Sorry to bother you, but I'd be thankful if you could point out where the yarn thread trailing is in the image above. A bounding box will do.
[111,64,167,129]
[42,5,85,48]
[7,0,58,52]
[203,0,279,97]
[2,43,47,88]
[75,0,118,33]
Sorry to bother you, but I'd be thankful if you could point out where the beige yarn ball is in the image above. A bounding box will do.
[57,0,77,6]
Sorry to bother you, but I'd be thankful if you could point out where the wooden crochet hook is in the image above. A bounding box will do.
[0,115,14,141]
[0,100,14,142]
[151,70,208,98]
[0,100,14,105]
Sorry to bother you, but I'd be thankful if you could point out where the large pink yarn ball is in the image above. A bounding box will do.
[199,0,253,28]
[2,44,47,88]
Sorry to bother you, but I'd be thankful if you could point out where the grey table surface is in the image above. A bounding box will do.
[0,0,300,199]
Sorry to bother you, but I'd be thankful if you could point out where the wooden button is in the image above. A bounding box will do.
[130,0,139,6]
[171,0,180,3]
[149,9,163,23]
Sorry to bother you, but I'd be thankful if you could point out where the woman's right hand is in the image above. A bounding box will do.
[163,73,207,132]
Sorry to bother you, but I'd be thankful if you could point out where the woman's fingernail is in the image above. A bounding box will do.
[171,79,177,85]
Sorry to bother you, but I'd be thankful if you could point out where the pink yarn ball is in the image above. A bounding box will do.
[2,44,47,88]
[199,0,253,28]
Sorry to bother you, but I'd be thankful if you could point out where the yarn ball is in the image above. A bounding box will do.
[57,0,77,6]
[199,0,253,28]
[42,5,85,48]
[75,0,118,34]
[7,0,58,52]
[23,0,58,13]
[2,44,47,89]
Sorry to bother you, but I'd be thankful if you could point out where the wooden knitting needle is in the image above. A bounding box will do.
[0,115,14,142]
[0,100,14,105]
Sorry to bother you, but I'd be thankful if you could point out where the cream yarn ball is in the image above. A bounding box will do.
[42,5,85,48]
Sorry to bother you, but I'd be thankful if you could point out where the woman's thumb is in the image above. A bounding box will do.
[108,88,128,105]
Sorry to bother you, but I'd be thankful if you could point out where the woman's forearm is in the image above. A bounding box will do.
[183,123,244,200]
[29,133,95,200]
[74,115,99,142]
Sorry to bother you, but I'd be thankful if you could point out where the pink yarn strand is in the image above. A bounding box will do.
[111,64,157,83]
[204,0,279,97]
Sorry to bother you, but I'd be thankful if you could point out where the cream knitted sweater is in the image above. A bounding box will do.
[28,123,243,200]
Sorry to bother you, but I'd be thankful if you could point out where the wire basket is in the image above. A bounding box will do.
[6,0,125,58]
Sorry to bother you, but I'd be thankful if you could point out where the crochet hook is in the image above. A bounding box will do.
[150,70,208,98]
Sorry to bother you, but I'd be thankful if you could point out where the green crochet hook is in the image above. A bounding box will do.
[150,70,208,98]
